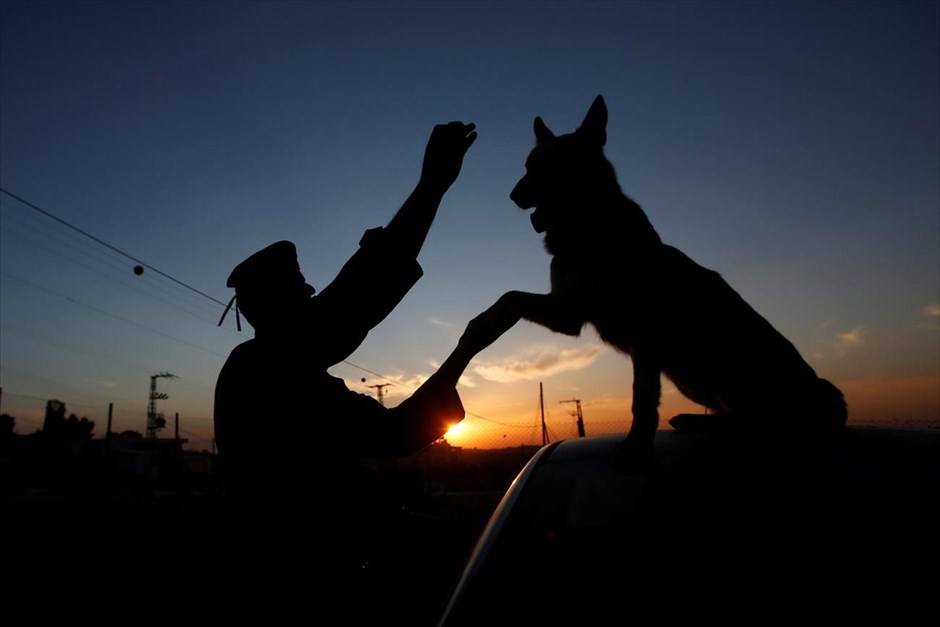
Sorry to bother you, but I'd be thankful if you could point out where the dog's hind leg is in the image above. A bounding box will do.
[630,356,661,441]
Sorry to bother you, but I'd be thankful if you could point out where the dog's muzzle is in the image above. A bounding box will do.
[529,208,548,233]
[511,180,547,232]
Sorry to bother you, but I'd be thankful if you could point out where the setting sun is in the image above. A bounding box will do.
[444,421,466,441]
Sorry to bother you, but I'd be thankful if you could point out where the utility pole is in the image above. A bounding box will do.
[362,378,393,406]
[105,402,113,457]
[540,382,549,446]
[146,372,177,439]
[560,399,586,438]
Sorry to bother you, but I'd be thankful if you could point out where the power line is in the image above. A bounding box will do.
[0,187,227,307]
[1,271,229,358]
[2,223,226,324]
[2,187,410,378]
[1,187,514,427]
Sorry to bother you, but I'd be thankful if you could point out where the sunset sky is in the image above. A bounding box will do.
[1,0,937,450]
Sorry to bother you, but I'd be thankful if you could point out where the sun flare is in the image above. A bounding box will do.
[444,421,466,440]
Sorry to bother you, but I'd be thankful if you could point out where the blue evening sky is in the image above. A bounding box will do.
[1,1,937,448]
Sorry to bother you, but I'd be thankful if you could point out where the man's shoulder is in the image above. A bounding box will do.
[219,339,274,379]
[225,338,261,361]
[219,337,338,383]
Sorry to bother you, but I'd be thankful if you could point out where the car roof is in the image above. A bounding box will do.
[439,426,940,625]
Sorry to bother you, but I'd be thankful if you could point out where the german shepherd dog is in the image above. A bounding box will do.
[493,95,847,464]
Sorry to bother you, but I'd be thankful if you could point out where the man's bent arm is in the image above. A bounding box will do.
[369,302,519,458]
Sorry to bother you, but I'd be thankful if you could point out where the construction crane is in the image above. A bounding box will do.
[146,372,177,439]
[560,398,586,438]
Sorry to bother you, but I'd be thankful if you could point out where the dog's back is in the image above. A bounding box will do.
[512,95,847,433]
[639,245,846,426]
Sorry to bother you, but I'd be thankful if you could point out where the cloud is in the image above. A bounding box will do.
[837,326,865,346]
[427,317,455,329]
[457,373,477,388]
[832,325,865,357]
[472,344,606,383]
[919,305,940,330]
[348,362,479,405]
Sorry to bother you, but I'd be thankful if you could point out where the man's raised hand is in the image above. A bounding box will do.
[420,121,477,194]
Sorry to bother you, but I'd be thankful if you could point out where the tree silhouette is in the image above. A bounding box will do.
[42,400,95,440]
[0,413,13,438]
[64,413,95,439]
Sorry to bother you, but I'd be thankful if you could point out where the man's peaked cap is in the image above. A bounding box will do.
[218,240,315,330]
[226,240,314,295]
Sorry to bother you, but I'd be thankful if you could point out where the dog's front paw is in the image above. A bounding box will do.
[611,434,655,473]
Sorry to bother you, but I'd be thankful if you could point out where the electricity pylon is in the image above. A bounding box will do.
[146,372,177,439]
[362,379,393,406]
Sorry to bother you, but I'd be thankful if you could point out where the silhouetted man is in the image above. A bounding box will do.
[212,122,482,604]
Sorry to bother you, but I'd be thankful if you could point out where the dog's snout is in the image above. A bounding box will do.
[511,178,534,209]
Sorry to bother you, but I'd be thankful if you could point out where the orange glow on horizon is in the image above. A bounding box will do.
[443,421,466,441]
[443,373,939,449]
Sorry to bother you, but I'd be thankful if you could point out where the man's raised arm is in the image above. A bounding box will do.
[383,121,477,260]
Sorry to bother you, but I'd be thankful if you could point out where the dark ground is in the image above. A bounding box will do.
[7,428,940,623]
[2,441,531,625]
[6,491,499,624]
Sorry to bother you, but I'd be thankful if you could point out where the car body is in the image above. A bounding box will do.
[438,425,940,625]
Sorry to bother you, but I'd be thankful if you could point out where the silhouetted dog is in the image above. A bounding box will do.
[504,95,847,465]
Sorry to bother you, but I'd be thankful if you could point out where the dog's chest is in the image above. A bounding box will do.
[551,257,661,351]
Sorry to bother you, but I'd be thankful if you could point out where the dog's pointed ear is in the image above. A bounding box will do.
[577,95,607,146]
[534,116,555,144]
